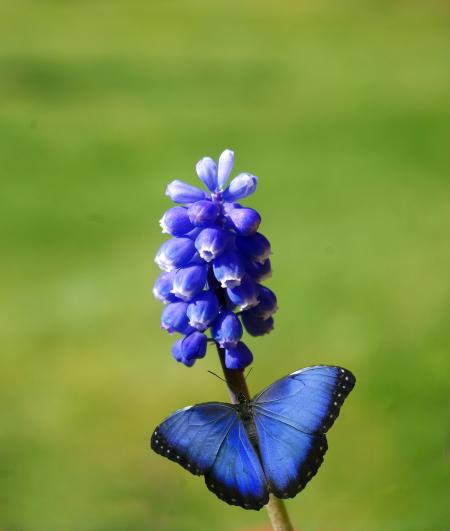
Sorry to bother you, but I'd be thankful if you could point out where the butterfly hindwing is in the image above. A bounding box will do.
[151,402,237,475]
[253,408,328,498]
[252,365,355,498]
[205,417,269,510]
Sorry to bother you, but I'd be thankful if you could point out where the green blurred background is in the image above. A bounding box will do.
[1,1,449,530]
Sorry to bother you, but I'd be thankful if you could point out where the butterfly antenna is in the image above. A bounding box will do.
[207,370,227,384]
[244,367,253,381]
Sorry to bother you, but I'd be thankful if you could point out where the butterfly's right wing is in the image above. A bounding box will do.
[151,402,268,510]
[252,365,355,499]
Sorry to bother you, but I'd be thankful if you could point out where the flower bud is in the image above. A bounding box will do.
[187,292,219,331]
[226,276,259,310]
[244,258,272,282]
[227,206,261,236]
[212,249,245,288]
[181,331,208,361]
[172,339,195,367]
[196,157,218,192]
[211,311,243,348]
[217,149,234,188]
[241,313,274,337]
[155,237,196,272]
[224,341,253,370]
[194,227,229,262]
[166,180,207,203]
[171,265,207,302]
[223,173,258,202]
[236,232,271,264]
[153,271,177,304]
[250,286,278,319]
[159,206,194,236]
[161,302,194,334]
[188,200,219,227]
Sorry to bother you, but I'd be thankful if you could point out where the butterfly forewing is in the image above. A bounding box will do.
[253,365,356,435]
[151,402,237,475]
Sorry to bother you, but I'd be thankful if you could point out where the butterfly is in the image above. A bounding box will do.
[151,365,355,510]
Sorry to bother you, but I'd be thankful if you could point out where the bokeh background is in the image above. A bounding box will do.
[1,1,449,530]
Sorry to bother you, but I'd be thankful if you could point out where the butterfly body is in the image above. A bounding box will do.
[234,393,259,446]
[151,365,355,510]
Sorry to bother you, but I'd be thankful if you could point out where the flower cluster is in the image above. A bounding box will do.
[153,149,277,370]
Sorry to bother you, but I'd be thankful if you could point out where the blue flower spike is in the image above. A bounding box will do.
[154,149,276,369]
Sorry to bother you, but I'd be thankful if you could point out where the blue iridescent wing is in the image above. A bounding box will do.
[151,402,237,475]
[151,402,269,510]
[204,416,269,510]
[252,365,355,498]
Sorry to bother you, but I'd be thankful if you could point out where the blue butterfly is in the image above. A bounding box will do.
[151,365,355,510]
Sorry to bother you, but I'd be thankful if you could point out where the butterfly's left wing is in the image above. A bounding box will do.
[151,402,268,510]
[151,402,238,475]
[252,365,355,498]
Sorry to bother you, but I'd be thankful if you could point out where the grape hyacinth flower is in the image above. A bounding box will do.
[153,149,276,370]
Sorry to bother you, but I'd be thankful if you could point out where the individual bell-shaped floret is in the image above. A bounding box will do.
[159,206,194,236]
[188,200,220,227]
[249,285,278,320]
[194,227,229,262]
[153,271,177,304]
[155,237,196,272]
[211,310,243,348]
[161,302,194,334]
[166,180,207,204]
[223,173,258,202]
[217,149,234,188]
[180,331,208,362]
[172,338,195,367]
[212,249,245,288]
[187,292,219,331]
[226,276,259,310]
[196,157,218,192]
[244,258,272,282]
[224,341,253,370]
[236,232,271,264]
[226,206,261,236]
[171,265,208,302]
[241,313,274,337]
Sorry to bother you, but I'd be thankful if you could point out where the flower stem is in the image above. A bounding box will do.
[216,345,295,531]
[265,495,295,531]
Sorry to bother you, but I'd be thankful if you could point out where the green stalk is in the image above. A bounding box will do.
[217,345,295,531]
